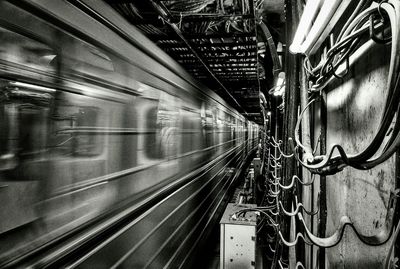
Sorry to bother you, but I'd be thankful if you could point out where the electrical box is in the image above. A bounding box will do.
[253,158,261,180]
[220,203,257,269]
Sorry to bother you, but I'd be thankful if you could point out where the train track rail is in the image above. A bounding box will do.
[2,145,257,268]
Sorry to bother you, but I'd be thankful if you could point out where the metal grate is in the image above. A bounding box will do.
[106,0,278,124]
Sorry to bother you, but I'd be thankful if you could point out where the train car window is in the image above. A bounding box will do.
[52,103,104,157]
[145,105,160,159]
[226,112,232,142]
[215,109,224,146]
[0,79,53,170]
[182,107,202,154]
[72,107,103,156]
[204,104,214,148]
[231,116,236,142]
[181,114,190,153]
[0,26,56,170]
[221,112,228,143]
[158,99,179,158]
[182,112,194,153]
[0,27,56,73]
[144,93,179,159]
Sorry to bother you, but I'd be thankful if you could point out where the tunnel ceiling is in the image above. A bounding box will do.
[107,0,285,124]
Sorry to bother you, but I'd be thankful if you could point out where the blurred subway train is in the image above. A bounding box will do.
[0,0,259,267]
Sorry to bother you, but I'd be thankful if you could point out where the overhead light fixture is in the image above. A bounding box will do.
[269,72,285,96]
[290,0,353,55]
[273,85,285,96]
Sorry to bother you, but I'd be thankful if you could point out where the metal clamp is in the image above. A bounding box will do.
[278,174,315,190]
[278,231,313,247]
[297,189,399,247]
[279,196,319,217]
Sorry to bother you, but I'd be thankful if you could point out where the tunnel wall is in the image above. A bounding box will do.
[322,42,395,267]
[283,1,399,267]
[302,29,397,269]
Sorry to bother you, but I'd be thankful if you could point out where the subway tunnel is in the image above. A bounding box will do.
[0,0,399,268]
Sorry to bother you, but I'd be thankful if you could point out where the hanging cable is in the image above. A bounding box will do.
[278,174,315,190]
[279,196,319,217]
[297,189,399,247]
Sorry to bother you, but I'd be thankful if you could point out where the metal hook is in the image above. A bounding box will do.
[267,208,279,216]
[268,244,276,253]
[277,144,294,158]
[369,13,391,44]
[279,196,319,217]
[269,141,279,148]
[271,170,279,179]
[278,175,314,190]
[267,193,279,199]
[297,190,398,247]
[270,159,282,169]
[269,188,280,196]
[297,189,400,248]
[270,154,282,161]
[271,136,282,146]
[271,136,294,158]
[266,233,277,242]
[266,197,277,205]
[268,178,279,186]
[278,260,305,269]
[278,231,314,247]
[278,260,288,269]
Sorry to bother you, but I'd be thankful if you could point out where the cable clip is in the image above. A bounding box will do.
[369,13,391,44]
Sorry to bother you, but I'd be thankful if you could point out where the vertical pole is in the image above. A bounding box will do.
[281,0,301,264]
[318,91,327,269]
[299,61,311,267]
[395,152,400,266]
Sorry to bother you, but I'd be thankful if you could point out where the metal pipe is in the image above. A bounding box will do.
[308,0,355,55]
[300,61,313,163]
[299,59,314,268]
[299,0,343,55]
[289,0,324,54]
[318,89,327,267]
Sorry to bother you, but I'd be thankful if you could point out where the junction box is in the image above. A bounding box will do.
[220,203,257,269]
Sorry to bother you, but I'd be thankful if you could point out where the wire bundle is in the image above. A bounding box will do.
[165,0,215,14]
[261,1,400,268]
[294,0,400,175]
[306,1,389,90]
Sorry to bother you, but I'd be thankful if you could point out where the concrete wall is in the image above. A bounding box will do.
[322,41,395,268]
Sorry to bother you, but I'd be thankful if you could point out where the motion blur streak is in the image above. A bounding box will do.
[0,0,259,268]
